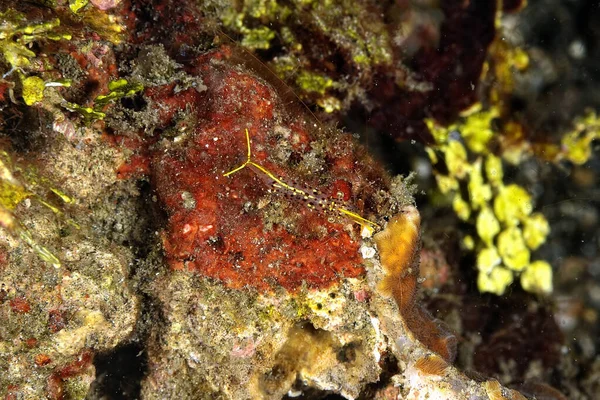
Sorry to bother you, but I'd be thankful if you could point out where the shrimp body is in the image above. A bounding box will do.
[224,129,380,235]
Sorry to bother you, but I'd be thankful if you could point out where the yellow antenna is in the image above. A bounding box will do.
[224,129,380,235]
[223,128,253,177]
[223,129,309,194]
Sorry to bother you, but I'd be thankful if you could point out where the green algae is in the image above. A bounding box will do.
[0,151,77,268]
[63,79,144,123]
[217,0,393,110]
[69,0,89,13]
[295,71,334,95]
[240,26,276,50]
[0,10,71,70]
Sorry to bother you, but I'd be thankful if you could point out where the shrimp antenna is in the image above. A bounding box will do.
[223,129,304,194]
[223,128,253,177]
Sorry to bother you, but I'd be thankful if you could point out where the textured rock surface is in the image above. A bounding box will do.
[0,135,140,399]
[2,0,595,399]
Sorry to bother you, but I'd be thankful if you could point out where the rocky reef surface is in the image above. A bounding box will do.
[0,1,598,399]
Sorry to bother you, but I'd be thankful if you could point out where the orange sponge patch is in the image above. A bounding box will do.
[374,206,457,362]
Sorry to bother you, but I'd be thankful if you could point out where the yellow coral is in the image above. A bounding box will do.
[468,159,492,209]
[64,78,143,122]
[463,235,475,250]
[69,0,89,13]
[426,103,552,296]
[561,111,600,165]
[434,175,458,195]
[427,105,499,154]
[484,35,530,110]
[452,194,471,221]
[459,106,499,154]
[477,266,513,295]
[3,40,35,69]
[523,213,550,250]
[512,48,530,70]
[425,119,449,144]
[425,146,438,164]
[245,0,280,19]
[520,260,553,294]
[0,11,70,69]
[477,247,501,274]
[95,79,144,107]
[317,95,342,113]
[241,26,276,50]
[493,184,532,226]
[79,9,123,45]
[484,154,503,186]
[497,227,530,271]
[444,140,469,179]
[476,206,500,246]
[0,156,32,210]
